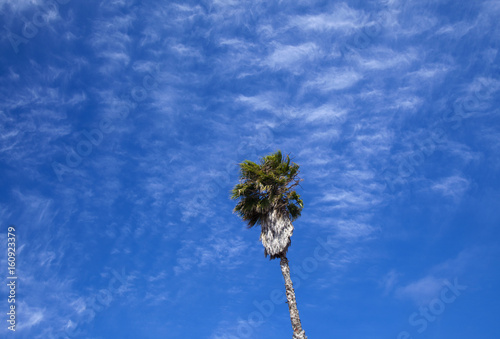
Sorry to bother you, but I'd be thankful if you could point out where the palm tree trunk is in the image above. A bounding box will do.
[279,255,307,339]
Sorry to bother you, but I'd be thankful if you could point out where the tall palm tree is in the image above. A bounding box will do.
[231,150,307,339]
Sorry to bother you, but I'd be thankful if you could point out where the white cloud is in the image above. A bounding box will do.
[289,3,367,31]
[16,302,45,331]
[89,13,136,73]
[396,275,444,305]
[321,187,382,209]
[436,22,474,38]
[380,269,400,295]
[174,232,250,275]
[236,93,278,112]
[405,64,452,85]
[303,67,362,92]
[334,220,377,239]
[171,43,204,59]
[0,0,42,11]
[303,104,347,123]
[353,47,418,70]
[265,42,321,71]
[431,175,470,200]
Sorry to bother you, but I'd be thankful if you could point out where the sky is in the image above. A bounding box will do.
[0,0,499,338]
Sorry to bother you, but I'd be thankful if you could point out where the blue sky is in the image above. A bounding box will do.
[1,0,499,338]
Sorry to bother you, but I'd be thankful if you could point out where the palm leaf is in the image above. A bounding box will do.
[231,150,303,259]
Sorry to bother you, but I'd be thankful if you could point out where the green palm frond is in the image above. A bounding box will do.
[231,150,303,229]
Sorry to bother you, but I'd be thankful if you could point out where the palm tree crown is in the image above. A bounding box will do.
[231,150,303,259]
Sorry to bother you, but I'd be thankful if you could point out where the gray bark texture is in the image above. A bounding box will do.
[260,209,294,259]
[280,256,307,339]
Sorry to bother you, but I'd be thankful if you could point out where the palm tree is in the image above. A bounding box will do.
[231,150,307,339]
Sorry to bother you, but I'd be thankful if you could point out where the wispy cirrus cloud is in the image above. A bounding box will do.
[303,67,363,92]
[288,3,367,32]
[431,175,470,200]
[395,275,444,305]
[264,42,321,72]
